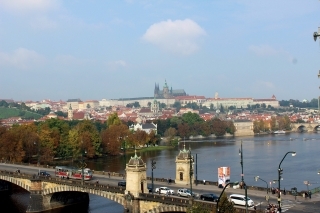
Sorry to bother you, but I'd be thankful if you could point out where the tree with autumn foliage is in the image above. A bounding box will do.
[101,123,129,155]
[0,125,25,162]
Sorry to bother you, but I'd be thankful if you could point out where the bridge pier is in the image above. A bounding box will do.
[26,179,50,213]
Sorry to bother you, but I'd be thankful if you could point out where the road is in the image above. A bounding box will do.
[0,163,319,212]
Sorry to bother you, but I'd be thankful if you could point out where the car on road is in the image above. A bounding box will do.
[118,181,126,187]
[39,171,51,177]
[229,194,254,207]
[177,188,194,197]
[155,187,174,195]
[200,193,219,202]
[147,186,153,193]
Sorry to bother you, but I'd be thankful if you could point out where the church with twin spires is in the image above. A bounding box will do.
[154,80,186,99]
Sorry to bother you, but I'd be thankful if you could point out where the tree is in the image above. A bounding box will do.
[182,112,204,125]
[101,124,129,155]
[86,104,91,109]
[173,101,181,112]
[217,192,236,213]
[107,112,121,126]
[164,127,177,145]
[147,102,151,107]
[178,123,190,138]
[210,118,227,137]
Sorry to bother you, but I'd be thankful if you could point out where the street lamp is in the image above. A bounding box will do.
[81,149,87,185]
[195,153,198,186]
[34,141,40,166]
[151,160,156,194]
[216,182,233,213]
[278,151,296,212]
[239,140,248,213]
[189,149,194,195]
[255,176,269,204]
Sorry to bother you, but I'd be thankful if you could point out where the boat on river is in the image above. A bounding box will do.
[273,130,286,134]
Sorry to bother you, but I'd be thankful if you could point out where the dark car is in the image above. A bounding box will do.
[200,193,219,202]
[118,181,126,187]
[147,186,153,193]
[39,171,51,177]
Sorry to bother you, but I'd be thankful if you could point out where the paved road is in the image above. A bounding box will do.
[1,163,319,212]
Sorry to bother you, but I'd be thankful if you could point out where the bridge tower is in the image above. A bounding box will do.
[175,144,193,185]
[125,150,148,198]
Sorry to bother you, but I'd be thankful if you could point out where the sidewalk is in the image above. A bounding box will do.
[171,181,320,203]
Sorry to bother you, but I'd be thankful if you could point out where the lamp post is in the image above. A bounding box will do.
[81,149,87,185]
[189,150,194,195]
[151,160,156,194]
[239,141,248,213]
[216,182,233,213]
[255,176,269,204]
[34,141,40,166]
[195,153,198,186]
[278,151,296,212]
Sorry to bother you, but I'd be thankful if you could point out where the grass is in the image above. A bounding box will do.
[0,107,42,119]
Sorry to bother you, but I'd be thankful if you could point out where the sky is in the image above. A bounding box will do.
[1,0,320,102]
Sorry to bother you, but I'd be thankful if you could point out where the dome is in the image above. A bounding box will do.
[127,150,145,167]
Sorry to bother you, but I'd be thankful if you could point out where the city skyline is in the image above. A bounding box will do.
[1,0,320,101]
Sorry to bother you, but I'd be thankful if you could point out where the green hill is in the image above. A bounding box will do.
[0,107,42,120]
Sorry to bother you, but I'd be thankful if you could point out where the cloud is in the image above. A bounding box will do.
[0,0,59,14]
[106,60,128,71]
[249,44,297,64]
[0,48,46,70]
[142,19,206,55]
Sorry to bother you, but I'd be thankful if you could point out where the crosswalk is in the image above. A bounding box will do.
[255,200,296,212]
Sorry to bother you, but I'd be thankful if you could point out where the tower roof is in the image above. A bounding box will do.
[177,144,191,160]
[127,150,145,167]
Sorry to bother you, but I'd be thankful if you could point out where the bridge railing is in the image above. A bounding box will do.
[0,170,126,194]
[139,193,190,207]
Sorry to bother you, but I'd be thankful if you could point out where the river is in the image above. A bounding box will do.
[6,132,320,212]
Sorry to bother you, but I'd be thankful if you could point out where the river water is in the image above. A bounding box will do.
[6,132,320,212]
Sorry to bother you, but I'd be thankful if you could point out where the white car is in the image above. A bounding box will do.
[229,194,254,207]
[177,188,194,197]
[155,187,174,195]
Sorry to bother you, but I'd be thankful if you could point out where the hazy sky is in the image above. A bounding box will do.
[1,0,320,102]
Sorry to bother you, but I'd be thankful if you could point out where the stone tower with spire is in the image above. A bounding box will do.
[67,104,73,120]
[175,144,194,185]
[125,150,148,197]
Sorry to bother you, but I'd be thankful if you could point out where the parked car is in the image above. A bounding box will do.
[118,181,126,187]
[200,193,219,202]
[147,186,153,193]
[229,194,254,207]
[39,171,51,177]
[177,188,194,197]
[155,187,174,195]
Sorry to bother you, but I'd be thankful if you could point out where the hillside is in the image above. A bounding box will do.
[0,107,42,120]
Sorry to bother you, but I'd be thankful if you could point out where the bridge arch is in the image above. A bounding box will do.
[42,185,126,206]
[0,174,31,191]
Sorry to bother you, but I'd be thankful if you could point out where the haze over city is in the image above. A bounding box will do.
[1,0,320,102]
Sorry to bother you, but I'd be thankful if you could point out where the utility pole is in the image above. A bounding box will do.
[239,141,248,213]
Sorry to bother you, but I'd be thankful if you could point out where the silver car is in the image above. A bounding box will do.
[177,188,194,197]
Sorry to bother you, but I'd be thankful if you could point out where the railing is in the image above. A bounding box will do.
[0,170,125,194]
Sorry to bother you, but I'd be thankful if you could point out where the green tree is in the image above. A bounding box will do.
[173,101,181,112]
[217,192,236,213]
[164,127,177,145]
[107,112,121,126]
[182,112,204,125]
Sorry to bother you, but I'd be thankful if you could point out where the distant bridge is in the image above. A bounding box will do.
[291,123,320,132]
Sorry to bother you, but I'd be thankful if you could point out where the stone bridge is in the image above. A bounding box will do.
[291,123,320,132]
[0,170,193,213]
